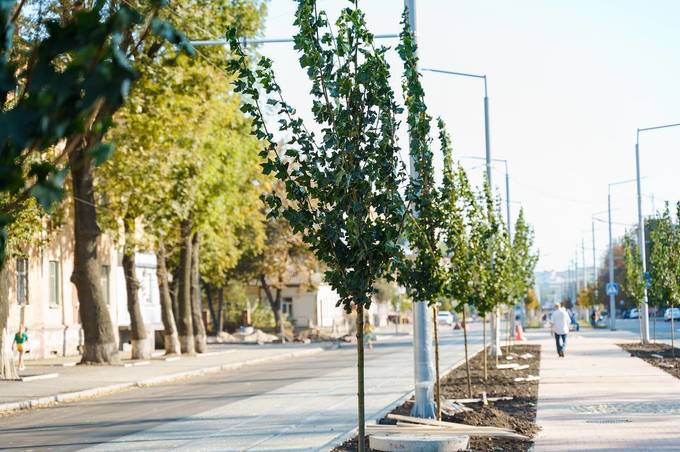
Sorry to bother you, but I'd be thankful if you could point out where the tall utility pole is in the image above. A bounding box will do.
[591,220,597,290]
[575,249,580,295]
[607,190,616,331]
[581,239,587,290]
[635,123,680,343]
[405,0,436,419]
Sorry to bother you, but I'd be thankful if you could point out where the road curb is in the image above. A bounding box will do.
[0,347,324,416]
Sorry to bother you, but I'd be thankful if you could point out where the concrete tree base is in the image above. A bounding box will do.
[369,433,469,452]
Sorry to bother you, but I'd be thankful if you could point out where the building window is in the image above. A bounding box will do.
[100,265,110,305]
[282,297,293,317]
[16,258,28,305]
[49,261,60,308]
[139,269,154,304]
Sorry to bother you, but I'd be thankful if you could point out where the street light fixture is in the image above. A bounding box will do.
[461,156,511,236]
[635,123,680,343]
[422,67,504,358]
[422,68,492,186]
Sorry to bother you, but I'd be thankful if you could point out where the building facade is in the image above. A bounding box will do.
[3,223,161,360]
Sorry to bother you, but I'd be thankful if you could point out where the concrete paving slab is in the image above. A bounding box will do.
[533,328,680,451]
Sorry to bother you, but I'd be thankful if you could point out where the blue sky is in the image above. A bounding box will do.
[253,0,680,271]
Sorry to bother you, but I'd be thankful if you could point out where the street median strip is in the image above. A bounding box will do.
[0,347,324,415]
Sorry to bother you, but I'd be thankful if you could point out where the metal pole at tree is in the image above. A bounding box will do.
[405,0,436,419]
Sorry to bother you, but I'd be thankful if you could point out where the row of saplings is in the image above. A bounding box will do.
[227,1,538,449]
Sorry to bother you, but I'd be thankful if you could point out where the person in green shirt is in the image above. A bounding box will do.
[13,325,28,371]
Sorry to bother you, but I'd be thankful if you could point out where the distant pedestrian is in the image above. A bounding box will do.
[364,318,375,350]
[568,309,580,332]
[550,303,570,358]
[13,325,28,371]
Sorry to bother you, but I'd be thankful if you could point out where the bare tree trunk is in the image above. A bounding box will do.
[156,241,180,355]
[277,288,285,343]
[205,284,217,334]
[122,251,150,360]
[191,232,206,353]
[177,219,194,354]
[432,305,441,420]
[462,304,472,398]
[0,264,18,380]
[672,301,676,359]
[356,304,366,452]
[483,313,488,381]
[217,287,224,333]
[170,266,179,322]
[260,275,282,337]
[69,145,118,364]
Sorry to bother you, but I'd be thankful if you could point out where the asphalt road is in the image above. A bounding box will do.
[616,317,680,342]
[0,325,483,451]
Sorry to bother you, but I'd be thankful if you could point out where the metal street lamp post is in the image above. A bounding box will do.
[422,67,503,358]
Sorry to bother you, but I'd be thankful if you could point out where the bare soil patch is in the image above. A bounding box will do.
[619,342,680,380]
[334,344,541,451]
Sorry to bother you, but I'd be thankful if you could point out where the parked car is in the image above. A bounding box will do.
[629,308,639,319]
[664,307,680,322]
[437,311,455,326]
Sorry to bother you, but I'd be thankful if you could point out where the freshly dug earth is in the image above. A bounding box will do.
[334,344,541,451]
[620,342,680,380]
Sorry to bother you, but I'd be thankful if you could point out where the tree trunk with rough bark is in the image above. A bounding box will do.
[190,233,206,353]
[69,145,118,364]
[156,242,180,355]
[122,251,151,359]
[177,219,194,354]
[260,275,283,341]
[217,287,224,333]
[205,284,217,333]
[0,265,18,380]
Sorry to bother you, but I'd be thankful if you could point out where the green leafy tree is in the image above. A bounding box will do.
[227,0,416,445]
[396,18,447,420]
[100,0,265,356]
[650,203,680,351]
[0,1,191,365]
[623,236,645,311]
[438,118,482,397]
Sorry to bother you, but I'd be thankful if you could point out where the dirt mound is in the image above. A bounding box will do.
[450,406,540,438]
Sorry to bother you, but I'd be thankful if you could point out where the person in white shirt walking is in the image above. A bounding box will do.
[550,303,571,357]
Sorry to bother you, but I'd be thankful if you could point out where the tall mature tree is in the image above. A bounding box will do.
[228,1,415,446]
[101,0,265,355]
[0,1,191,364]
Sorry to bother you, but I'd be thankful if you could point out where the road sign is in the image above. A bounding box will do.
[606,283,619,296]
[644,272,652,289]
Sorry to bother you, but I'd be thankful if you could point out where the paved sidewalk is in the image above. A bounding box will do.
[533,328,680,451]
[0,343,324,413]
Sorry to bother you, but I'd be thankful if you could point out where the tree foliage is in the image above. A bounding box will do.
[396,16,446,307]
[228,0,409,312]
[623,235,645,306]
[649,203,680,306]
[0,0,192,266]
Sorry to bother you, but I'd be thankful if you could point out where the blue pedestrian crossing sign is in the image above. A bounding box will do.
[606,283,619,296]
